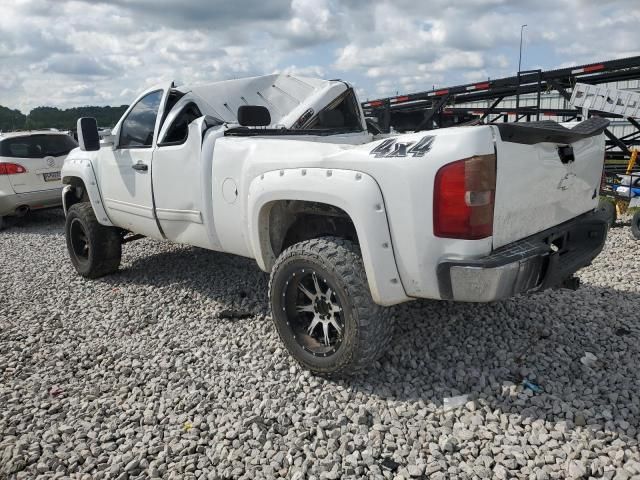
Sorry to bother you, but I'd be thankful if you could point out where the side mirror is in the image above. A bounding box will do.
[237,105,271,127]
[77,117,100,151]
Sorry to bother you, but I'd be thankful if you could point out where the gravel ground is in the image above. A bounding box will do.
[1,209,640,480]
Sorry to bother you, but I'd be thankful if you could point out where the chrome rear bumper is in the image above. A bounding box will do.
[437,210,608,302]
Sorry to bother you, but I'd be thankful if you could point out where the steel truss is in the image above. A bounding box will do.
[362,56,640,161]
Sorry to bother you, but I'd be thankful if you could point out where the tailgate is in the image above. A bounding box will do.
[491,118,608,248]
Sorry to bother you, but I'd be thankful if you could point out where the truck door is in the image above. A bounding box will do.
[99,85,171,239]
[152,100,217,249]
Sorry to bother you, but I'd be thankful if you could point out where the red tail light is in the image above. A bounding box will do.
[433,154,496,239]
[0,162,27,175]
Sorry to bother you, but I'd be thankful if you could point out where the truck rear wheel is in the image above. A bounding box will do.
[65,202,122,278]
[631,211,640,240]
[269,236,393,377]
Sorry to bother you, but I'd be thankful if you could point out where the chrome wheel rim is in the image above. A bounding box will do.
[283,268,345,357]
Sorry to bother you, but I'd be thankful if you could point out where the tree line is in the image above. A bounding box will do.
[0,105,129,132]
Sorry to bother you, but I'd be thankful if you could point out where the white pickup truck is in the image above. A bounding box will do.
[61,74,609,376]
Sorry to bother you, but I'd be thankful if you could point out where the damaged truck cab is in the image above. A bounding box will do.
[62,74,609,376]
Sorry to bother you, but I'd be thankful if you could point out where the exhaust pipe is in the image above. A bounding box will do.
[15,205,30,217]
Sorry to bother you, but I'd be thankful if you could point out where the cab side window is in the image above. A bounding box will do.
[119,90,163,148]
[160,103,203,146]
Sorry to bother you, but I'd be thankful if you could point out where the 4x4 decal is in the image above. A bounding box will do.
[369,135,435,158]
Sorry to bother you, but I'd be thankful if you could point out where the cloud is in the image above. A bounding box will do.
[276,64,327,78]
[43,54,122,77]
[284,0,339,47]
[0,0,637,111]
[86,0,292,30]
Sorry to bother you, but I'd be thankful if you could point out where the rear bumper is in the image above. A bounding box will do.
[437,210,608,302]
[0,188,62,216]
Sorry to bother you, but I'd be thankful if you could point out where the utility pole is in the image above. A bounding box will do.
[518,24,528,73]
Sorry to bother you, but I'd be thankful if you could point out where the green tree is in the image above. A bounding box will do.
[0,106,27,131]
[0,104,129,132]
[26,105,129,130]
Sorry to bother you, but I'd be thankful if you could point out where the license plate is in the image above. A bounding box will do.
[43,171,61,182]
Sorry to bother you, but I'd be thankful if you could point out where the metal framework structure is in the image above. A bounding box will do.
[362,56,640,161]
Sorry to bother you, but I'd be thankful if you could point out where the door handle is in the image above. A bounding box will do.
[132,162,148,172]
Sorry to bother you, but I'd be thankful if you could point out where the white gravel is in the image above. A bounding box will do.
[1,209,639,480]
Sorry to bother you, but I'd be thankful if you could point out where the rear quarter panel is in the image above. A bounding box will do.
[332,126,497,299]
[218,126,497,302]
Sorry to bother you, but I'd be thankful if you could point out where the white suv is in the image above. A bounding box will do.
[0,131,77,229]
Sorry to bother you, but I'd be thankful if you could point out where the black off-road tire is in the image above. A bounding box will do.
[598,198,617,228]
[0,216,4,231]
[269,236,394,377]
[65,202,122,278]
[631,211,640,240]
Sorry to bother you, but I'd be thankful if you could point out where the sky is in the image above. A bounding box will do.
[0,0,638,112]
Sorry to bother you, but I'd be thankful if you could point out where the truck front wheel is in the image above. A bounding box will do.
[269,236,394,377]
[65,203,122,278]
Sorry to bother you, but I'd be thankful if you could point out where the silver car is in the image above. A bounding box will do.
[0,131,77,229]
